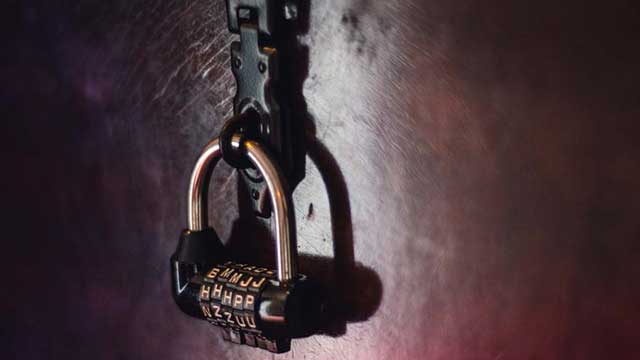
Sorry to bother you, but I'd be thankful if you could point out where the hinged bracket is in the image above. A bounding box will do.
[225,0,303,217]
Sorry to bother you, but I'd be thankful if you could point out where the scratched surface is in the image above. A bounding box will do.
[3,0,640,359]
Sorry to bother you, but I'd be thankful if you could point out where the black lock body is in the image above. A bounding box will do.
[195,261,324,353]
[171,228,227,318]
[171,230,324,353]
[259,275,325,338]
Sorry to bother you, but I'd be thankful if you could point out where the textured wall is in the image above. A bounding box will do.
[3,0,640,359]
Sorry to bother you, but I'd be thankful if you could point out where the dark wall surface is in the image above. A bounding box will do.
[3,1,640,359]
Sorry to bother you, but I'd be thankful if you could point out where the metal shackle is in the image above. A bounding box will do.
[187,133,297,283]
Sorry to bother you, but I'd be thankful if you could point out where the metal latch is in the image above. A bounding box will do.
[225,0,304,217]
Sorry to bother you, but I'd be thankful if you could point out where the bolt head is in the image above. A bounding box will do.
[284,1,298,21]
[233,57,242,69]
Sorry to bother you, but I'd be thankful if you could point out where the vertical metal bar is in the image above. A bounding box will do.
[188,138,222,231]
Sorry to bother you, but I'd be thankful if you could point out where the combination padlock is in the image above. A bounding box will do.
[171,133,324,353]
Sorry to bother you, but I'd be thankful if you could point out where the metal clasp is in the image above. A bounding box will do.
[225,0,299,217]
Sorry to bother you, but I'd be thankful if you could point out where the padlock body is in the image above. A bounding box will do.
[195,261,323,353]
[259,275,325,338]
[171,228,227,319]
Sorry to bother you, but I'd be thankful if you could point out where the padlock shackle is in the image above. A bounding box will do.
[187,134,297,283]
